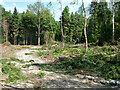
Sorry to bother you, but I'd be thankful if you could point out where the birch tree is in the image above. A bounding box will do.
[27,1,44,45]
[0,5,2,44]
[71,0,88,53]
[82,0,88,54]
[58,0,65,48]
[112,0,115,42]
[47,2,55,42]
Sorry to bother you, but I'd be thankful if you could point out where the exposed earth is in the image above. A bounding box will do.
[0,44,105,88]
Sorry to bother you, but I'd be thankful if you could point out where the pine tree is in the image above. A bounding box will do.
[62,6,70,42]
[12,7,19,45]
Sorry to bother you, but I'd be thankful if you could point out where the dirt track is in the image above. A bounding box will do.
[0,45,103,88]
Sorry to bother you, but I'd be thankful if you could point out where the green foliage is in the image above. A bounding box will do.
[0,59,27,83]
[21,46,30,49]
[32,71,46,77]
[9,57,25,63]
[1,1,120,45]
[88,1,113,45]
[37,71,46,77]
[29,60,34,62]
[38,51,49,56]
[22,64,31,68]
[40,46,46,50]
[25,53,33,55]
[53,48,61,55]
[48,45,120,80]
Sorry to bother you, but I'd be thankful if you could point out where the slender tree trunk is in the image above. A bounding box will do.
[70,32,73,42]
[50,16,54,42]
[60,0,64,48]
[14,35,17,45]
[25,38,27,45]
[0,5,2,44]
[3,19,8,42]
[38,25,40,45]
[6,30,8,42]
[24,31,26,45]
[112,0,115,42]
[30,34,32,45]
[82,0,88,54]
[0,24,1,44]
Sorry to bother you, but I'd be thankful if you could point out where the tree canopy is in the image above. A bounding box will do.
[0,0,120,46]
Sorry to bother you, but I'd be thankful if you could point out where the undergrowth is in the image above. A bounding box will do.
[38,51,49,56]
[60,46,120,80]
[0,58,27,83]
[38,44,120,80]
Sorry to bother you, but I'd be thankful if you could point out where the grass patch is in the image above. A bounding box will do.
[38,51,49,56]
[25,53,33,55]
[22,64,31,68]
[31,48,41,50]
[0,59,27,83]
[38,45,120,80]
[32,71,46,77]
[9,57,25,63]
[59,46,120,80]
[21,46,30,49]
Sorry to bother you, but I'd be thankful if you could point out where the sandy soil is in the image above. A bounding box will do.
[0,45,103,88]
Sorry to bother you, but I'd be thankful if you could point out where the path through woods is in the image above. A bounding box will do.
[0,45,103,88]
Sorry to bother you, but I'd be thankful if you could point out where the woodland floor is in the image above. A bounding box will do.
[0,43,119,88]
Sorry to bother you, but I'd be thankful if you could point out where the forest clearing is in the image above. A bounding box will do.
[0,42,120,88]
[0,0,120,89]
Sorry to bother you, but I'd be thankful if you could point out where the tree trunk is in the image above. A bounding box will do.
[50,16,54,42]
[53,33,55,41]
[82,0,88,54]
[112,0,115,42]
[6,30,8,42]
[3,19,8,42]
[24,31,26,45]
[70,34,73,42]
[14,35,17,45]
[0,6,2,44]
[0,24,1,44]
[38,25,40,45]
[60,1,64,48]
[30,35,32,45]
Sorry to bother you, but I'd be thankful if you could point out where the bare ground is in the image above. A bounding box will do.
[0,45,103,88]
